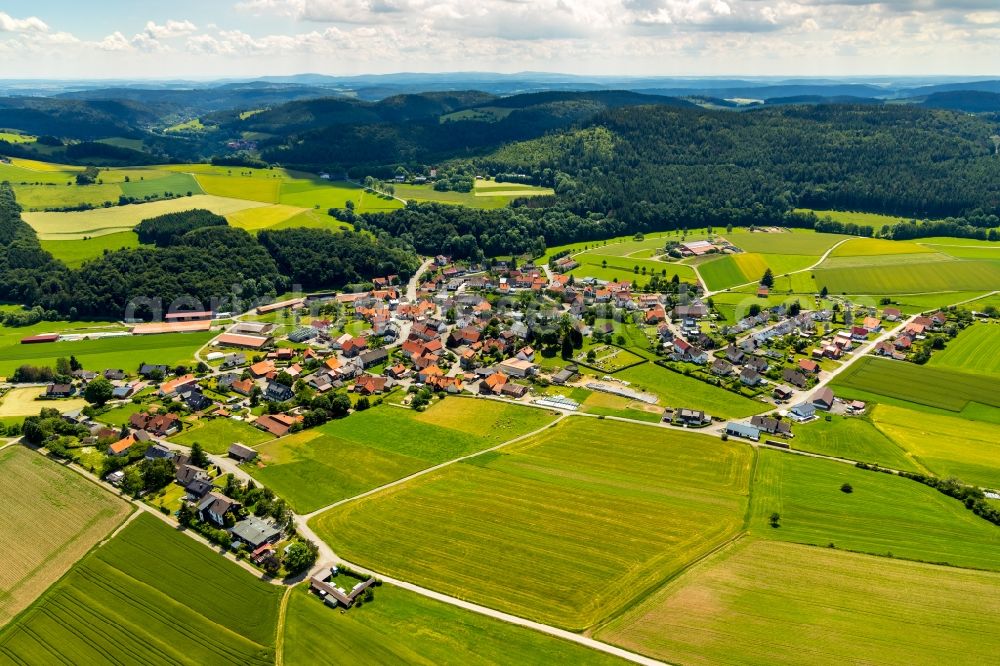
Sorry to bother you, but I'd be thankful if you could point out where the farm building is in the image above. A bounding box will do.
[228,443,258,463]
[215,333,272,350]
[725,422,760,441]
[811,387,835,410]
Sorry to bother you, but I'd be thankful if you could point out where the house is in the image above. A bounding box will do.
[552,365,578,385]
[711,358,734,377]
[130,412,181,437]
[883,307,902,321]
[139,363,168,378]
[725,344,745,364]
[772,384,795,401]
[516,346,535,362]
[756,286,769,298]
[862,317,882,333]
[426,375,464,394]
[107,433,135,457]
[500,383,528,398]
[354,374,389,395]
[750,415,792,437]
[671,338,708,364]
[674,303,709,320]
[341,337,368,358]
[725,422,760,441]
[498,358,538,378]
[746,356,769,373]
[798,358,820,374]
[231,516,281,549]
[672,408,710,427]
[249,360,276,378]
[359,348,389,368]
[740,367,764,386]
[221,353,246,369]
[144,442,175,460]
[782,368,808,388]
[264,381,294,403]
[790,401,816,421]
[231,379,255,396]
[112,385,135,399]
[198,492,240,526]
[181,389,212,412]
[103,369,126,381]
[176,463,209,487]
[850,326,869,341]
[480,372,508,395]
[228,443,258,463]
[160,374,197,396]
[811,387,835,411]
[45,384,73,398]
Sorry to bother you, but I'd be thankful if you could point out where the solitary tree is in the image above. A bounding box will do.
[83,376,114,406]
[190,442,209,468]
[760,268,775,288]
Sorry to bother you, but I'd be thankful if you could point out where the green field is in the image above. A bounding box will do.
[0,330,214,376]
[567,252,699,287]
[313,418,752,630]
[249,399,558,513]
[831,356,1000,413]
[750,450,1000,570]
[616,363,765,418]
[797,208,911,228]
[0,514,282,663]
[927,324,1000,377]
[698,252,816,291]
[830,237,937,257]
[790,413,920,471]
[393,183,514,209]
[283,585,623,665]
[225,203,308,230]
[599,538,1000,666]
[171,417,274,455]
[723,228,849,255]
[278,179,402,213]
[813,258,1000,295]
[873,404,1000,489]
[0,446,131,625]
[40,231,142,267]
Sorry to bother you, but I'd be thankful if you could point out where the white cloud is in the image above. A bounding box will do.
[144,19,198,39]
[0,11,48,33]
[96,31,132,51]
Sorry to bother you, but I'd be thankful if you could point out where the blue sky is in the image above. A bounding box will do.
[0,1,997,79]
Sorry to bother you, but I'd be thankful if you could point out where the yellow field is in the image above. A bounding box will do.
[0,387,88,417]
[0,446,131,625]
[192,174,281,203]
[225,204,307,230]
[24,195,267,239]
[831,237,936,257]
[730,252,769,279]
[8,157,75,173]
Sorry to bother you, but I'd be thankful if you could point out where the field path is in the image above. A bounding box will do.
[275,586,293,666]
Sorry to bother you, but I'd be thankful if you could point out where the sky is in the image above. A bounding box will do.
[0,0,997,79]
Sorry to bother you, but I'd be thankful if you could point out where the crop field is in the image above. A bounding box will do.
[599,539,1000,666]
[723,228,848,255]
[616,363,765,418]
[393,183,512,209]
[813,258,1000,294]
[790,413,919,471]
[119,172,201,199]
[797,208,910,228]
[23,194,267,239]
[225,203,307,231]
[696,255,745,290]
[171,417,273,455]
[927,324,1000,376]
[831,237,936,257]
[314,418,752,629]
[831,356,1000,413]
[249,399,557,513]
[40,231,141,267]
[749,450,1000,571]
[819,250,953,270]
[0,330,214,377]
[195,173,282,203]
[278,179,403,213]
[873,404,1000,489]
[474,179,554,197]
[283,585,623,665]
[0,514,282,663]
[0,386,88,417]
[0,446,131,625]
[0,131,34,143]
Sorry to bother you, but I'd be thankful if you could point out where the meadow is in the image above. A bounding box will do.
[790,413,920,471]
[698,252,816,291]
[616,363,766,418]
[830,237,937,256]
[567,252,699,287]
[171,417,274,455]
[283,585,624,665]
[0,330,214,377]
[813,258,1000,295]
[873,404,1000,489]
[796,208,911,228]
[313,418,752,629]
[0,446,131,625]
[0,514,282,664]
[249,398,558,513]
[599,538,1000,666]
[0,386,88,417]
[749,450,1000,571]
[831,356,1000,413]
[721,228,848,255]
[927,323,1000,377]
[40,231,141,267]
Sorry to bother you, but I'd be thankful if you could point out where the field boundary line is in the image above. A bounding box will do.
[274,586,292,666]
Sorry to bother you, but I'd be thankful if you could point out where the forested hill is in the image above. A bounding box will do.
[479,104,1000,223]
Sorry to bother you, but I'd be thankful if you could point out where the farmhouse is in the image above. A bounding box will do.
[750,415,792,437]
[310,573,377,609]
[811,387,835,411]
[499,358,538,378]
[45,383,74,398]
[107,433,136,457]
[679,240,716,256]
[198,492,240,526]
[129,412,181,437]
[254,413,302,438]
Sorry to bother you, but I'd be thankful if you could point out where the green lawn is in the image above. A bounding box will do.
[616,363,766,418]
[790,413,920,471]
[0,514,282,664]
[283,585,624,665]
[40,231,142,267]
[599,538,1000,666]
[249,399,558,513]
[96,402,145,427]
[171,417,273,455]
[0,330,214,376]
[312,418,752,630]
[749,450,1000,571]
[927,324,1000,377]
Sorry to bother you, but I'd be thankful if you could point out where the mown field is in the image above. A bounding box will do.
[722,228,848,255]
[927,324,1000,377]
[0,514,282,663]
[283,585,624,665]
[830,237,937,257]
[873,404,1000,489]
[171,417,274,455]
[813,258,1000,294]
[790,413,920,471]
[0,329,214,377]
[796,208,911,228]
[313,418,752,630]
[0,386,88,417]
[250,399,558,513]
[831,356,1000,413]
[749,450,1000,571]
[40,231,142,267]
[599,538,1000,666]
[616,363,766,418]
[0,446,131,626]
[698,252,816,291]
